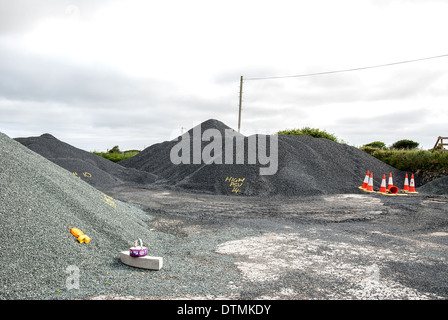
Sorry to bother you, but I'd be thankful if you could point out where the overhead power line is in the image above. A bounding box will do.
[244,53,448,81]
[237,53,448,132]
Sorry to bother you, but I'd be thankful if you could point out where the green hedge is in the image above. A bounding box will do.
[368,149,448,172]
[277,127,339,142]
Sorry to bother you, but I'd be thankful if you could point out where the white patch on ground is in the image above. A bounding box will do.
[426,232,448,237]
[87,294,240,300]
[153,192,171,197]
[255,288,300,300]
[324,194,383,204]
[216,231,444,299]
[320,194,386,220]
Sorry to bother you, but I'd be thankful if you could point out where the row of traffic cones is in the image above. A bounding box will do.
[402,173,418,194]
[359,171,418,195]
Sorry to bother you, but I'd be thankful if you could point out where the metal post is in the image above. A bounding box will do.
[238,75,243,132]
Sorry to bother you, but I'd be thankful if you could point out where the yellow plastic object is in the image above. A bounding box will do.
[69,227,83,237]
[78,235,91,243]
[69,228,91,243]
[77,235,85,243]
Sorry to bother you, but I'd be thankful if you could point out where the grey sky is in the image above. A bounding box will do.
[1,0,447,151]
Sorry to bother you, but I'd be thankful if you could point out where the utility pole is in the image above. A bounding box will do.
[238,75,243,132]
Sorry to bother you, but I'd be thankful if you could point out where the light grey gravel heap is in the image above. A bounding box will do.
[120,119,416,196]
[0,132,157,299]
[15,133,157,191]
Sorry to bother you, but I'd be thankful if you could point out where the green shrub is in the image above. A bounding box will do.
[277,127,339,142]
[108,145,121,154]
[359,146,378,156]
[363,141,387,150]
[391,139,419,150]
[365,149,448,172]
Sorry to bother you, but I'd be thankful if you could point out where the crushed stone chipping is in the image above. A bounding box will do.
[15,133,157,191]
[2,119,445,300]
[0,132,159,299]
[119,119,419,196]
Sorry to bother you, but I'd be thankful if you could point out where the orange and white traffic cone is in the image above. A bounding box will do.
[388,185,399,194]
[379,174,387,193]
[366,173,374,192]
[359,170,370,190]
[387,173,393,190]
[386,172,399,195]
[402,173,409,192]
[408,174,418,193]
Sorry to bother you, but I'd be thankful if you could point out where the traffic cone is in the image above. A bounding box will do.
[408,174,418,194]
[387,173,393,190]
[403,173,409,192]
[366,173,374,192]
[388,185,399,194]
[386,172,398,195]
[359,170,370,190]
[379,174,387,193]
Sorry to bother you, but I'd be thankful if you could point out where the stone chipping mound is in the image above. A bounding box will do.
[15,133,157,191]
[12,120,425,196]
[120,119,417,196]
[417,175,448,197]
[0,132,156,299]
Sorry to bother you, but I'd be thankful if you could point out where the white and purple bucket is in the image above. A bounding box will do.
[129,239,148,257]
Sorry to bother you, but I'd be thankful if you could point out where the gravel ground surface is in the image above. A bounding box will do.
[1,123,447,300]
[100,186,448,300]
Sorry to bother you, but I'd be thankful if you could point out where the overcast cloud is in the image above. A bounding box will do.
[1,0,447,151]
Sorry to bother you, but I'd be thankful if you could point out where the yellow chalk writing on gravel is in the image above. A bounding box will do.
[225,177,246,193]
[102,193,116,208]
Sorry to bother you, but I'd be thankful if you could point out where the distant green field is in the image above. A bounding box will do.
[93,150,140,163]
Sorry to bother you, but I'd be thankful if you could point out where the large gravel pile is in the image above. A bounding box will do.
[15,133,157,190]
[120,119,416,196]
[417,175,448,197]
[0,132,158,299]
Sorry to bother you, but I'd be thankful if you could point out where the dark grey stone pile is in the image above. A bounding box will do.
[12,120,425,196]
[418,175,448,196]
[120,119,416,196]
[15,133,157,190]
